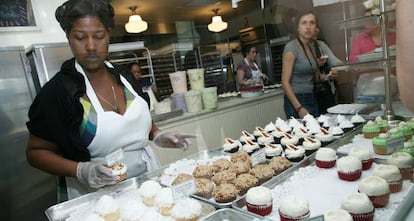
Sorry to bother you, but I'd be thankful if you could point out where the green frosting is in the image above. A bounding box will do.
[372,136,387,146]
[376,119,388,128]
[362,123,380,133]
[398,147,414,158]
[400,125,413,136]
[389,130,404,139]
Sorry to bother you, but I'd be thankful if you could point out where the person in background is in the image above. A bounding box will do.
[313,26,343,114]
[281,11,340,119]
[396,0,414,112]
[129,62,159,106]
[25,0,195,200]
[236,45,268,90]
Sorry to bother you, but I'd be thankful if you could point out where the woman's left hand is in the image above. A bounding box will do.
[153,131,197,151]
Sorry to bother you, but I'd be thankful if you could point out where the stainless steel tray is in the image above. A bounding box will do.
[45,176,216,221]
[200,208,271,221]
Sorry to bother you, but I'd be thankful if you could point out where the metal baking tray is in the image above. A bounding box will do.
[200,208,271,221]
[45,175,215,221]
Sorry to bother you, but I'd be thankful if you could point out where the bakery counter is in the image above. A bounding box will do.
[150,89,286,166]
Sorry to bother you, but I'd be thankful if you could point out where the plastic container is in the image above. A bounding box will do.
[184,90,202,113]
[201,87,218,109]
[187,68,205,90]
[171,93,187,112]
[169,71,187,93]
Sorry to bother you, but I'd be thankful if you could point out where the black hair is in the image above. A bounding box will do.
[129,62,141,69]
[55,0,115,34]
[241,45,256,57]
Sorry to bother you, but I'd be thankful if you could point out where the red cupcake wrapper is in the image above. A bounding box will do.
[349,209,375,221]
[399,168,413,180]
[278,209,310,221]
[367,192,390,208]
[361,158,374,170]
[337,170,362,181]
[388,179,403,193]
[316,159,336,168]
[246,202,272,216]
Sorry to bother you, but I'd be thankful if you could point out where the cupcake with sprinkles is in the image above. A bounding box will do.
[281,133,299,149]
[264,143,283,159]
[284,144,305,162]
[222,137,242,153]
[302,137,321,156]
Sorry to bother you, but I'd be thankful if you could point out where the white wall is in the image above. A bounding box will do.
[0,0,67,49]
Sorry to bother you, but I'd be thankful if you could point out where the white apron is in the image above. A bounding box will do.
[65,61,160,199]
[244,58,263,80]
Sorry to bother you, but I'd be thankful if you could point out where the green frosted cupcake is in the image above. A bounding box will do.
[372,133,389,155]
[375,116,388,133]
[362,120,380,139]
[388,128,405,140]
[399,123,413,141]
[398,147,414,158]
[406,118,414,132]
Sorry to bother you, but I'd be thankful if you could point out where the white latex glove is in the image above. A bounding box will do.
[76,162,120,189]
[153,131,197,151]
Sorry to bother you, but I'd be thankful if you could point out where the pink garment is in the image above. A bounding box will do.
[349,31,396,63]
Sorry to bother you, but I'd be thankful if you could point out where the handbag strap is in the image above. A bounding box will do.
[296,37,321,82]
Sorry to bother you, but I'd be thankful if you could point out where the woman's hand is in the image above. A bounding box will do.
[298,106,309,118]
[153,131,197,151]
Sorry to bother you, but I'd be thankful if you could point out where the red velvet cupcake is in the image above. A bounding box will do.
[348,147,374,170]
[358,176,390,208]
[278,196,310,221]
[373,164,403,193]
[315,147,337,169]
[337,156,362,181]
[341,193,375,221]
[245,186,273,216]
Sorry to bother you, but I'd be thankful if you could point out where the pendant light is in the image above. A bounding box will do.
[208,8,228,33]
[125,6,148,33]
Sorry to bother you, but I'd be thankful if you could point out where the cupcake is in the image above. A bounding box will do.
[362,121,380,139]
[154,187,175,216]
[229,161,251,175]
[373,164,403,193]
[264,143,283,159]
[194,178,215,199]
[249,164,275,184]
[85,213,105,221]
[212,183,239,203]
[407,118,414,132]
[233,173,258,195]
[317,114,330,127]
[388,127,405,140]
[324,209,353,221]
[315,147,337,168]
[314,128,334,146]
[211,170,236,185]
[280,133,299,148]
[284,144,305,162]
[269,156,292,174]
[138,180,162,206]
[351,114,366,127]
[339,120,354,133]
[94,195,120,221]
[302,137,321,156]
[399,122,413,141]
[192,165,214,179]
[337,156,362,181]
[242,140,260,155]
[170,198,202,221]
[239,130,255,144]
[372,133,390,155]
[278,196,310,221]
[172,173,193,186]
[329,126,344,138]
[119,199,146,221]
[292,127,311,145]
[275,117,291,132]
[348,147,374,170]
[341,193,375,221]
[375,116,388,133]
[222,137,242,153]
[358,176,390,208]
[264,121,276,133]
[253,126,265,140]
[231,151,251,164]
[257,132,274,147]
[246,186,273,216]
[106,162,127,181]
[398,140,414,157]
[212,158,232,172]
[387,152,414,179]
[271,127,285,144]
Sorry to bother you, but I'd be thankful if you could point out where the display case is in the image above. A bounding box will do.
[333,0,397,121]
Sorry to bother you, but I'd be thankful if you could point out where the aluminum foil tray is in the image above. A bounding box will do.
[200,208,271,221]
[45,175,215,221]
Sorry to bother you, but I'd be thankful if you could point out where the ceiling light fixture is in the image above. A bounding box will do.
[125,6,148,33]
[208,8,228,33]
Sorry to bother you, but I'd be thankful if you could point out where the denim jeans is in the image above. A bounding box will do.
[284,93,319,119]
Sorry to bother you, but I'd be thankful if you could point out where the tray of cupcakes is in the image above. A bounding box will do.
[231,141,414,221]
[45,178,216,221]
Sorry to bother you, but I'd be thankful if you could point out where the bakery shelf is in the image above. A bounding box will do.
[337,11,395,30]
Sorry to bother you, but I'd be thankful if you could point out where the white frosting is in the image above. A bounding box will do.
[387,152,414,168]
[264,143,282,156]
[317,114,330,123]
[324,209,353,221]
[341,193,374,214]
[351,114,366,123]
[389,128,399,134]
[94,195,119,216]
[239,130,255,143]
[358,176,390,196]
[253,126,265,137]
[139,180,162,198]
[120,199,146,221]
[84,213,105,221]
[375,116,383,122]
[155,188,174,207]
[339,120,354,129]
[140,209,162,220]
[264,122,276,132]
[281,133,299,145]
[337,114,346,123]
[223,137,241,151]
[272,127,285,138]
[246,186,272,205]
[109,162,127,175]
[285,145,305,158]
[279,196,309,217]
[303,137,321,151]
[366,120,376,126]
[257,132,274,144]
[306,121,321,134]
[315,148,337,161]
[315,128,334,142]
[303,113,317,123]
[337,156,362,172]
[288,117,303,130]
[348,147,373,161]
[170,198,202,219]
[242,141,260,153]
[329,126,344,136]
[378,133,389,139]
[293,127,311,138]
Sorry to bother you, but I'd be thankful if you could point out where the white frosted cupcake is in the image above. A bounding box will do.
[351,113,366,126]
[253,126,265,139]
[246,186,273,216]
[239,130,255,144]
[358,176,390,208]
[293,126,311,143]
[329,126,344,138]
[387,152,414,180]
[302,137,321,156]
[264,121,276,133]
[264,143,283,159]
[222,137,241,153]
[315,128,334,146]
[119,199,146,221]
[106,162,127,181]
[138,180,162,206]
[281,133,299,148]
[373,164,403,193]
[170,198,202,221]
[348,147,374,170]
[341,193,374,221]
[315,147,337,168]
[84,213,105,221]
[339,120,354,133]
[257,132,274,147]
[324,209,353,221]
[271,127,286,143]
[337,156,362,181]
[242,140,260,155]
[278,196,310,221]
[285,144,305,162]
[155,187,175,216]
[94,195,120,221]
